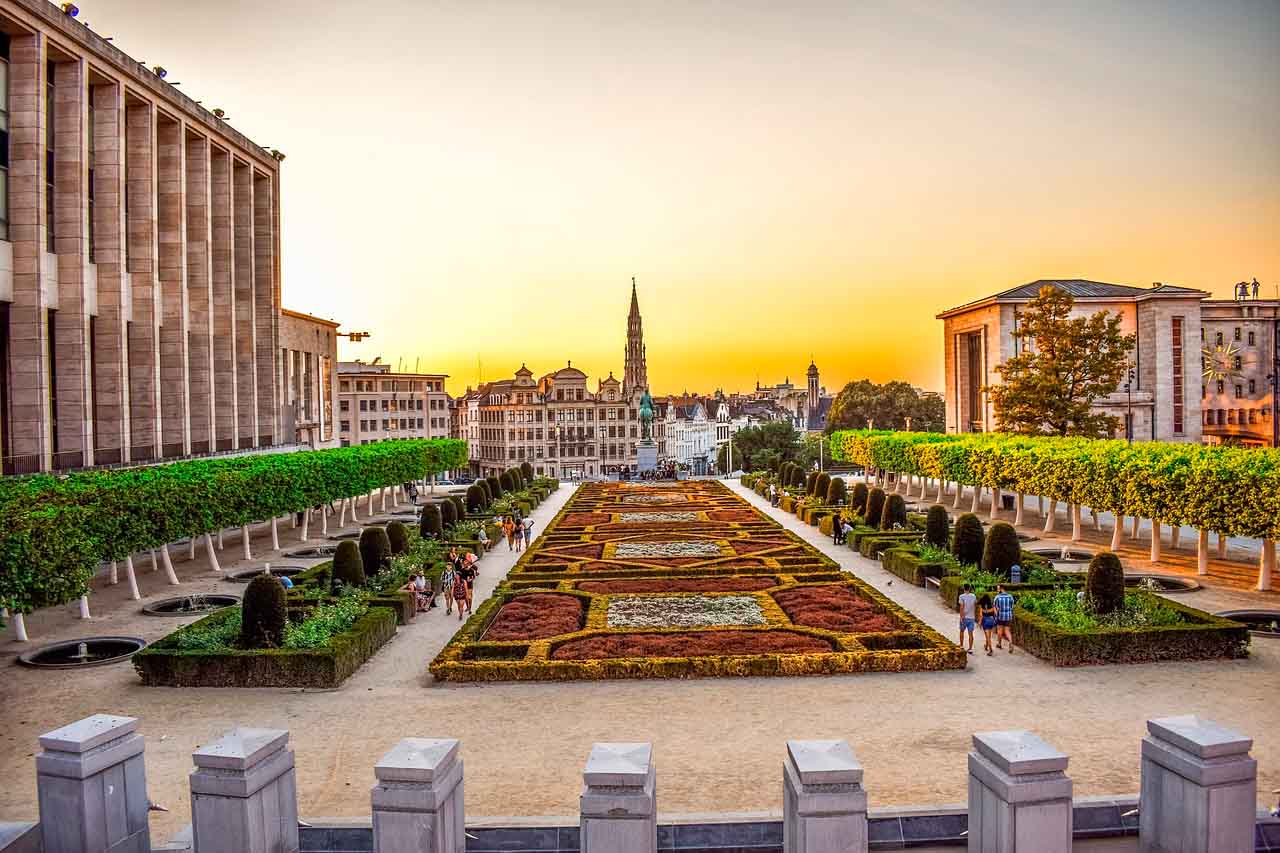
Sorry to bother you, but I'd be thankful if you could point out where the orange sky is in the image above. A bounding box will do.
[82,0,1280,395]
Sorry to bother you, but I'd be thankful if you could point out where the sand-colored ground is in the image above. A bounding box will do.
[1,480,1277,842]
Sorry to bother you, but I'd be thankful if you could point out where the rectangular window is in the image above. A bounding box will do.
[340,420,350,432]
[1235,384,1243,398]
[1249,379,1257,395]
[45,62,54,253]
[1248,331,1256,346]
[1215,331,1223,346]
[1171,317,1184,434]
[1234,327,1241,341]
[0,34,10,241]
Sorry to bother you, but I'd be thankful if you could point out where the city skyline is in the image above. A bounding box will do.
[79,0,1280,395]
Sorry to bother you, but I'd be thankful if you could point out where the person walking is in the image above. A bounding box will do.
[831,512,843,545]
[439,561,457,615]
[459,553,478,613]
[514,519,526,552]
[957,584,977,655]
[451,569,468,620]
[978,593,997,655]
[994,584,1015,653]
[524,517,535,543]
[504,516,516,551]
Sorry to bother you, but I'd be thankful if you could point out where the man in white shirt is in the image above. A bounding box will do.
[957,584,977,655]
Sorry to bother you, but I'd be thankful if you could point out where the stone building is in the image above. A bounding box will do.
[937,279,1210,443]
[751,362,831,432]
[278,309,338,449]
[0,1,288,472]
[336,360,450,447]
[1199,289,1279,447]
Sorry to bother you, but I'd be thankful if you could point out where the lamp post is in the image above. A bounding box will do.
[1124,367,1135,443]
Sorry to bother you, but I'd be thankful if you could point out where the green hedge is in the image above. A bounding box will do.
[1012,596,1250,666]
[829,429,1280,540]
[881,546,949,586]
[859,532,922,560]
[0,439,467,617]
[133,605,398,688]
[938,572,1077,610]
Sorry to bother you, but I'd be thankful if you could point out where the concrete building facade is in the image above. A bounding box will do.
[1199,294,1280,448]
[336,360,450,448]
[278,308,338,449]
[0,1,285,472]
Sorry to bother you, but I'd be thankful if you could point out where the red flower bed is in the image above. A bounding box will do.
[707,510,761,523]
[772,585,900,633]
[551,630,831,660]
[562,512,612,527]
[576,577,778,594]
[483,594,584,641]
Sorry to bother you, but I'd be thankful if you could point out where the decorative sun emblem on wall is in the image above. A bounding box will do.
[1201,342,1242,382]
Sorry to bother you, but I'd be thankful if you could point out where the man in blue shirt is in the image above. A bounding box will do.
[994,584,1015,653]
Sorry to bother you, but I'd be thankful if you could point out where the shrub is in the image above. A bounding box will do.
[952,513,984,567]
[981,522,1021,575]
[332,540,365,589]
[488,475,504,497]
[804,471,818,496]
[466,484,486,512]
[386,521,410,556]
[826,476,847,506]
[520,461,534,481]
[790,467,806,489]
[865,488,886,529]
[880,494,907,530]
[240,574,287,649]
[439,499,458,528]
[781,462,794,488]
[419,504,443,540]
[449,496,466,521]
[478,478,494,505]
[815,473,831,502]
[1085,551,1126,615]
[359,527,392,577]
[925,505,950,548]
[850,482,869,516]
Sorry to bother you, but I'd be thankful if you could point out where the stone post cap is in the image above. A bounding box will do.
[193,728,289,771]
[374,738,460,784]
[583,743,652,787]
[39,714,138,754]
[1147,716,1252,759]
[972,730,1068,776]
[786,740,863,786]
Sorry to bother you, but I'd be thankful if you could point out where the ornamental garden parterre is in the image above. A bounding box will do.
[429,479,964,681]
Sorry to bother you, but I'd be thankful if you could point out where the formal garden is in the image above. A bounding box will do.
[430,479,965,681]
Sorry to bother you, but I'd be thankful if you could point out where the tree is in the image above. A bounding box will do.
[825,379,945,433]
[715,443,745,473]
[722,421,810,473]
[985,285,1135,438]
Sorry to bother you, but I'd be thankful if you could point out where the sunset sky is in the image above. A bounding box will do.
[84,0,1279,395]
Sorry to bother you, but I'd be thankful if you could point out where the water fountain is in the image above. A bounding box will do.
[18,636,146,668]
[285,544,341,559]
[1123,574,1201,593]
[226,565,308,583]
[142,593,240,617]
[1213,610,1280,638]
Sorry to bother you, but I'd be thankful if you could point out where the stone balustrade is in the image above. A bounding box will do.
[2,713,1272,853]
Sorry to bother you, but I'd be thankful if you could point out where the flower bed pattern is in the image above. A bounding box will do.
[431,480,964,681]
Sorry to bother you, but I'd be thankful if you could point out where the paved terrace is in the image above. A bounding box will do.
[0,480,1276,843]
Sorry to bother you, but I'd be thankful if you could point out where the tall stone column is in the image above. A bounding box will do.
[156,115,190,458]
[1139,715,1255,853]
[7,32,51,473]
[189,728,299,853]
[232,160,257,447]
[185,134,215,453]
[579,743,656,853]
[966,730,1071,853]
[783,740,867,853]
[90,81,130,465]
[125,99,160,462]
[36,714,150,853]
[371,738,465,853]
[252,171,277,445]
[209,146,237,449]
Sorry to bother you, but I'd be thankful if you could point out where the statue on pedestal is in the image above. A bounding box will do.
[639,389,654,441]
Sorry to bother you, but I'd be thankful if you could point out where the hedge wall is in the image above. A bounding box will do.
[829,429,1280,540]
[0,438,467,617]
[881,546,949,586]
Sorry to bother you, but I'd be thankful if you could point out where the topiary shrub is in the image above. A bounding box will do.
[804,471,819,496]
[880,494,907,530]
[780,462,794,488]
[791,467,806,489]
[850,482,869,516]
[865,488,886,529]
[520,461,534,481]
[826,477,847,506]
[419,503,443,540]
[439,499,458,528]
[478,478,493,505]
[1085,551,1126,615]
[466,484,485,513]
[332,540,365,589]
[359,526,392,576]
[925,505,950,548]
[486,475,503,497]
[499,471,516,494]
[815,473,831,503]
[240,573,286,649]
[952,513,984,567]
[981,522,1021,575]
[449,496,466,521]
[387,520,410,556]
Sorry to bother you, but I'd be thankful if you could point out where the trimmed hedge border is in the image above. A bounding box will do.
[1012,595,1250,666]
[859,532,923,560]
[881,546,948,586]
[133,605,398,688]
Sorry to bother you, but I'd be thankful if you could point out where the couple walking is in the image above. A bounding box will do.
[957,584,1015,656]
[501,515,535,552]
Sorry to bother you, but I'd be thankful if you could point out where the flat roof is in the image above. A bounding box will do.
[938,279,1211,319]
[280,307,340,328]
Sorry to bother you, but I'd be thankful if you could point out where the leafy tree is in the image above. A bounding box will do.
[723,421,812,473]
[985,285,1135,438]
[715,443,746,473]
[826,380,945,433]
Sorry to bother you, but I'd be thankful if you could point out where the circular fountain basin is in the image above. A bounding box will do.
[329,531,361,541]
[18,637,146,669]
[1026,547,1094,563]
[1213,610,1280,638]
[226,565,308,583]
[143,594,239,617]
[1124,574,1201,593]
[285,545,339,559]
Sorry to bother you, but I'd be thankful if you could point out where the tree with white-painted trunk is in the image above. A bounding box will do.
[1110,518,1124,551]
[1070,504,1082,541]
[1043,499,1057,534]
[1130,515,1141,539]
[300,510,310,542]
[1170,525,1181,550]
[205,534,222,572]
[123,555,140,600]
[989,487,1001,521]
[78,595,91,619]
[1258,540,1274,591]
[188,538,196,560]
[1150,521,1162,562]
[270,517,280,551]
[109,561,118,585]
[160,547,179,585]
[970,485,981,513]
[11,612,28,642]
[1197,529,1209,576]
[1014,492,1024,526]
[338,497,348,526]
[321,505,328,536]
[217,528,225,550]
[242,525,252,561]
[953,483,964,509]
[149,549,159,573]
[1217,533,1227,559]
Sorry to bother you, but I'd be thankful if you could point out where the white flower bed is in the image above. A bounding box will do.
[618,512,700,524]
[621,494,681,504]
[615,541,722,558]
[607,595,765,629]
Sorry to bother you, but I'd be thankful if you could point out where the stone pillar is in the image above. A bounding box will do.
[371,738,465,853]
[209,147,237,450]
[966,730,1071,853]
[580,743,656,853]
[36,714,150,853]
[190,728,299,853]
[783,740,867,853]
[1139,715,1255,853]
[252,171,277,446]
[232,161,257,448]
[125,100,160,463]
[156,115,190,458]
[185,134,215,454]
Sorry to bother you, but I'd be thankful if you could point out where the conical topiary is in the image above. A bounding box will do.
[925,505,950,548]
[449,495,466,521]
[850,482,869,517]
[466,484,485,513]
[865,487,886,529]
[486,475,503,497]
[952,513,984,567]
[499,471,516,494]
[791,467,806,489]
[826,476,847,506]
[780,462,794,488]
[332,539,365,589]
[240,573,287,649]
[439,499,458,528]
[419,503,443,540]
[359,526,392,577]
[387,520,410,556]
[981,522,1021,575]
[804,471,819,496]
[478,478,493,505]
[815,473,831,503]
[880,493,907,530]
[520,461,534,481]
[1086,551,1126,615]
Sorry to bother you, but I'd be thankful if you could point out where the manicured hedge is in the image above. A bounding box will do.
[859,532,922,560]
[881,546,949,586]
[133,605,398,688]
[0,439,467,618]
[1012,596,1250,666]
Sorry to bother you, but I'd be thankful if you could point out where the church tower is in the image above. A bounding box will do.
[807,358,820,417]
[624,277,648,393]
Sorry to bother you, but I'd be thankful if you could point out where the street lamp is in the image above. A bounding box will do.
[1124,367,1135,443]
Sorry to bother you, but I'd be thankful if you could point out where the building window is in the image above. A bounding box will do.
[340,400,349,412]
[45,61,54,254]
[340,420,350,432]
[1233,356,1242,370]
[1248,331,1256,346]
[1170,317,1184,434]
[1235,384,1243,398]
[1217,380,1224,394]
[1249,379,1257,395]
[1234,327,1241,341]
[0,34,9,240]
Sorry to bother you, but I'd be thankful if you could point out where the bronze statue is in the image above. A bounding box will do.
[639,389,654,441]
